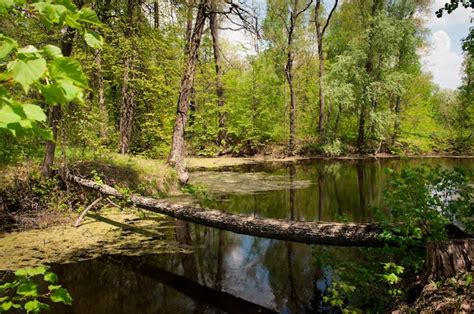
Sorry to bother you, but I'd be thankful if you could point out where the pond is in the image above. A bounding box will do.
[2,158,473,313]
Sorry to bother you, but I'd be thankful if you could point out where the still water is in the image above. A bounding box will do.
[7,158,474,313]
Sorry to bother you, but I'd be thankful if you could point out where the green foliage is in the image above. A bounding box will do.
[0,0,102,141]
[382,262,404,296]
[322,280,356,312]
[382,166,473,243]
[0,265,72,313]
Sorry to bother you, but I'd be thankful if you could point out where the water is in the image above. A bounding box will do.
[3,158,473,313]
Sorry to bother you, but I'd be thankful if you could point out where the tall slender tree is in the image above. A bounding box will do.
[314,0,338,138]
[168,0,208,183]
[209,1,226,145]
[283,0,311,154]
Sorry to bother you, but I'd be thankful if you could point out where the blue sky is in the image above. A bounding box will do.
[421,0,472,89]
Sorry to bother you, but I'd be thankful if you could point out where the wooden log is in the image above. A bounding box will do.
[67,174,468,247]
[74,197,102,227]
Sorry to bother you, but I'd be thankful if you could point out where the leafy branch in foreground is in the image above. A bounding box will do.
[382,166,473,245]
[0,0,103,138]
[0,265,72,313]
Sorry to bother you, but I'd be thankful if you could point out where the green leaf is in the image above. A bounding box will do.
[24,300,39,313]
[49,57,87,88]
[1,301,13,311]
[42,82,68,105]
[24,300,49,313]
[44,272,58,283]
[41,44,63,59]
[8,57,47,92]
[50,287,73,305]
[78,7,101,26]
[0,282,15,294]
[31,2,68,24]
[16,281,38,297]
[42,79,83,104]
[0,34,17,58]
[33,125,52,140]
[14,266,48,277]
[22,104,47,122]
[84,31,103,49]
[18,45,39,55]
[0,0,14,13]
[55,0,77,12]
[0,104,22,125]
[48,285,61,291]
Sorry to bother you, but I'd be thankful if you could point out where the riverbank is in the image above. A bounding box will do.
[186,154,474,169]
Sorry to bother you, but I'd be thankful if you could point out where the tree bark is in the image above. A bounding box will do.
[391,95,401,146]
[184,0,195,56]
[95,50,108,140]
[285,0,298,155]
[40,27,75,178]
[168,0,208,184]
[118,57,135,154]
[154,0,160,28]
[424,239,473,282]
[209,5,226,145]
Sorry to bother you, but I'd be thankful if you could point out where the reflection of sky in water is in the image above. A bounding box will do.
[222,234,276,309]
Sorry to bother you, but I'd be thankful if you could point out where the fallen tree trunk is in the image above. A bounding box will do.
[67,174,468,247]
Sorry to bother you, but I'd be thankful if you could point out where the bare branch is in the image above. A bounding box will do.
[295,0,313,19]
[321,0,338,37]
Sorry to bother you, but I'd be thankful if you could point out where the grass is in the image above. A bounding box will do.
[64,147,179,197]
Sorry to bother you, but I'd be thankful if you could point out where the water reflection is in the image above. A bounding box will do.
[2,158,472,313]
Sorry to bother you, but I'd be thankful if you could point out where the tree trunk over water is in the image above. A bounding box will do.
[168,0,207,184]
[68,174,387,247]
[68,174,470,247]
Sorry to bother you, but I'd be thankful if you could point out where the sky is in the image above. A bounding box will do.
[421,0,473,89]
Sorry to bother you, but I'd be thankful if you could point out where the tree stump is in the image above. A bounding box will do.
[424,239,473,282]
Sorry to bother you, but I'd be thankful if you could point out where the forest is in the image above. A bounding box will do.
[0,0,473,313]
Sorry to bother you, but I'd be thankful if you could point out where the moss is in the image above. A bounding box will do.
[0,207,184,270]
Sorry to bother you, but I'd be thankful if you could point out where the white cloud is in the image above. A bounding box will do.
[426,0,472,29]
[421,30,464,89]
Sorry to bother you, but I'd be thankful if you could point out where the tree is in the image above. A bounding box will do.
[314,0,338,138]
[168,0,208,183]
[209,1,226,146]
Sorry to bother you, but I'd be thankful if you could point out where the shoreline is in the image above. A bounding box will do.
[186,154,474,169]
